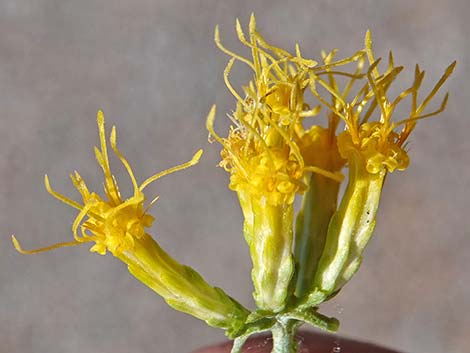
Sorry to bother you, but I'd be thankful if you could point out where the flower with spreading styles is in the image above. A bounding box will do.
[12,111,250,333]
[208,15,316,312]
[298,32,456,307]
[332,31,456,175]
[210,15,354,206]
[10,15,457,353]
[13,110,202,256]
[207,15,358,313]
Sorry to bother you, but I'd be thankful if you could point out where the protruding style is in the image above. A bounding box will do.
[13,111,248,333]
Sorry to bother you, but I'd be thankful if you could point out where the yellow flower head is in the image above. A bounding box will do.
[209,15,343,206]
[316,31,456,174]
[13,111,202,256]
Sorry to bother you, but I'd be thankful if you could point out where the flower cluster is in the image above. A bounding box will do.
[13,14,455,353]
[209,16,454,315]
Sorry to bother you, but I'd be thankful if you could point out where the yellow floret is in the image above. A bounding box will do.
[310,31,455,174]
[210,16,346,206]
[337,121,409,174]
[13,111,202,256]
[222,128,305,205]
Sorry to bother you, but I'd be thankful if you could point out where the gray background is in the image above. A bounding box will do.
[0,0,468,352]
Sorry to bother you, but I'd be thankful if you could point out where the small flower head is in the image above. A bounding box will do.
[13,111,202,256]
[209,15,343,206]
[316,31,456,174]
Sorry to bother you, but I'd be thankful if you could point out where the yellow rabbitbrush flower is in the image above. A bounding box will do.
[211,15,349,207]
[13,111,201,256]
[335,31,456,174]
[300,32,456,306]
[13,112,249,333]
[208,15,347,313]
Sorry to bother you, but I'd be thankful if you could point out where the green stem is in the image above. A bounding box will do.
[271,319,298,353]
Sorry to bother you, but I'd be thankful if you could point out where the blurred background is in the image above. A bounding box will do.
[0,0,468,352]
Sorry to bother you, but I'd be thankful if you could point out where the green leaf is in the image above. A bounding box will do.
[285,309,339,332]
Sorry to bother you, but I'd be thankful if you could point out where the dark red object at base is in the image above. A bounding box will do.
[193,331,402,353]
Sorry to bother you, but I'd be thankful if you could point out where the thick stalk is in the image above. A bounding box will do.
[271,319,298,353]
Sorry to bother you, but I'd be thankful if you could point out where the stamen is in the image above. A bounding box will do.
[95,112,121,205]
[412,65,425,113]
[296,44,318,68]
[365,30,379,78]
[395,93,449,127]
[110,126,139,192]
[206,105,229,146]
[304,166,344,183]
[321,49,340,107]
[96,111,113,182]
[12,235,82,255]
[251,17,291,59]
[314,75,347,108]
[70,171,91,201]
[366,59,389,121]
[44,175,83,211]
[72,203,94,242]
[248,15,262,79]
[139,149,203,191]
[417,61,456,114]
[309,79,345,120]
[224,58,249,107]
[206,105,248,177]
[314,50,365,71]
[342,56,365,99]
[263,114,304,167]
[214,25,255,71]
[316,71,366,79]
[144,195,160,214]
